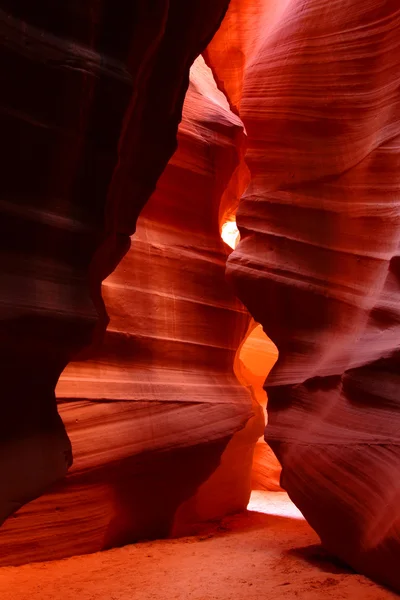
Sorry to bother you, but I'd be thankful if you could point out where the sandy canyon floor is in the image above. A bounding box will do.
[0,491,397,600]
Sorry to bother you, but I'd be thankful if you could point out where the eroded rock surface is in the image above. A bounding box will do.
[2,1,400,591]
[206,0,400,591]
[0,55,260,564]
[0,0,235,556]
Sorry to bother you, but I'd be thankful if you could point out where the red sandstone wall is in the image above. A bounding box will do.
[0,0,233,553]
[0,56,263,564]
[206,0,400,591]
[1,1,400,592]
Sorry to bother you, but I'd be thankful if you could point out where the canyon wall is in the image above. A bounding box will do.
[0,0,253,557]
[2,1,400,591]
[206,0,400,591]
[0,53,262,563]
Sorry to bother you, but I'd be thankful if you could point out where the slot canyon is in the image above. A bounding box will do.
[0,1,399,598]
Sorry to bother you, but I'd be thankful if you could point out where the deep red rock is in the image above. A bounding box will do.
[207,0,400,591]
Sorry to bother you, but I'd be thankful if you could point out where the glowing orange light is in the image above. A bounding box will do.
[221,220,240,249]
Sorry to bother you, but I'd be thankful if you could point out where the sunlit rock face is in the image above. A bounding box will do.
[206,0,400,591]
[0,55,264,564]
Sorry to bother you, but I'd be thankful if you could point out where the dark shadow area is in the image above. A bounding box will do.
[287,543,355,575]
[0,435,233,566]
[101,436,232,549]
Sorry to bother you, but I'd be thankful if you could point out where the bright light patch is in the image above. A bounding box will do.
[221,220,240,249]
[248,490,305,520]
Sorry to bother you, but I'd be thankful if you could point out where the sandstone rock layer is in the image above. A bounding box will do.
[206,0,400,591]
[2,1,400,591]
[0,0,254,558]
[0,55,261,564]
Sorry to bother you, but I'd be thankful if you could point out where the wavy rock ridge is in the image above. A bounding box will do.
[206,0,400,591]
[0,52,264,563]
[0,0,244,558]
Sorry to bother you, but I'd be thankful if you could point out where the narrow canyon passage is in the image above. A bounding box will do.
[1,0,400,596]
[221,217,282,491]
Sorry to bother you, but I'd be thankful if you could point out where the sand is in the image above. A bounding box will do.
[0,491,397,600]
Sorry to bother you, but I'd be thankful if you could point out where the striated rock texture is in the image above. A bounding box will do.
[206,0,400,592]
[0,0,232,536]
[0,56,261,564]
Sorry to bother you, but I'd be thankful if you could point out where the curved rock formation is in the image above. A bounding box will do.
[2,1,400,591]
[206,0,400,592]
[0,55,262,564]
[0,0,231,535]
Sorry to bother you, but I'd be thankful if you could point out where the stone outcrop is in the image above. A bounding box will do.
[206,0,400,591]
